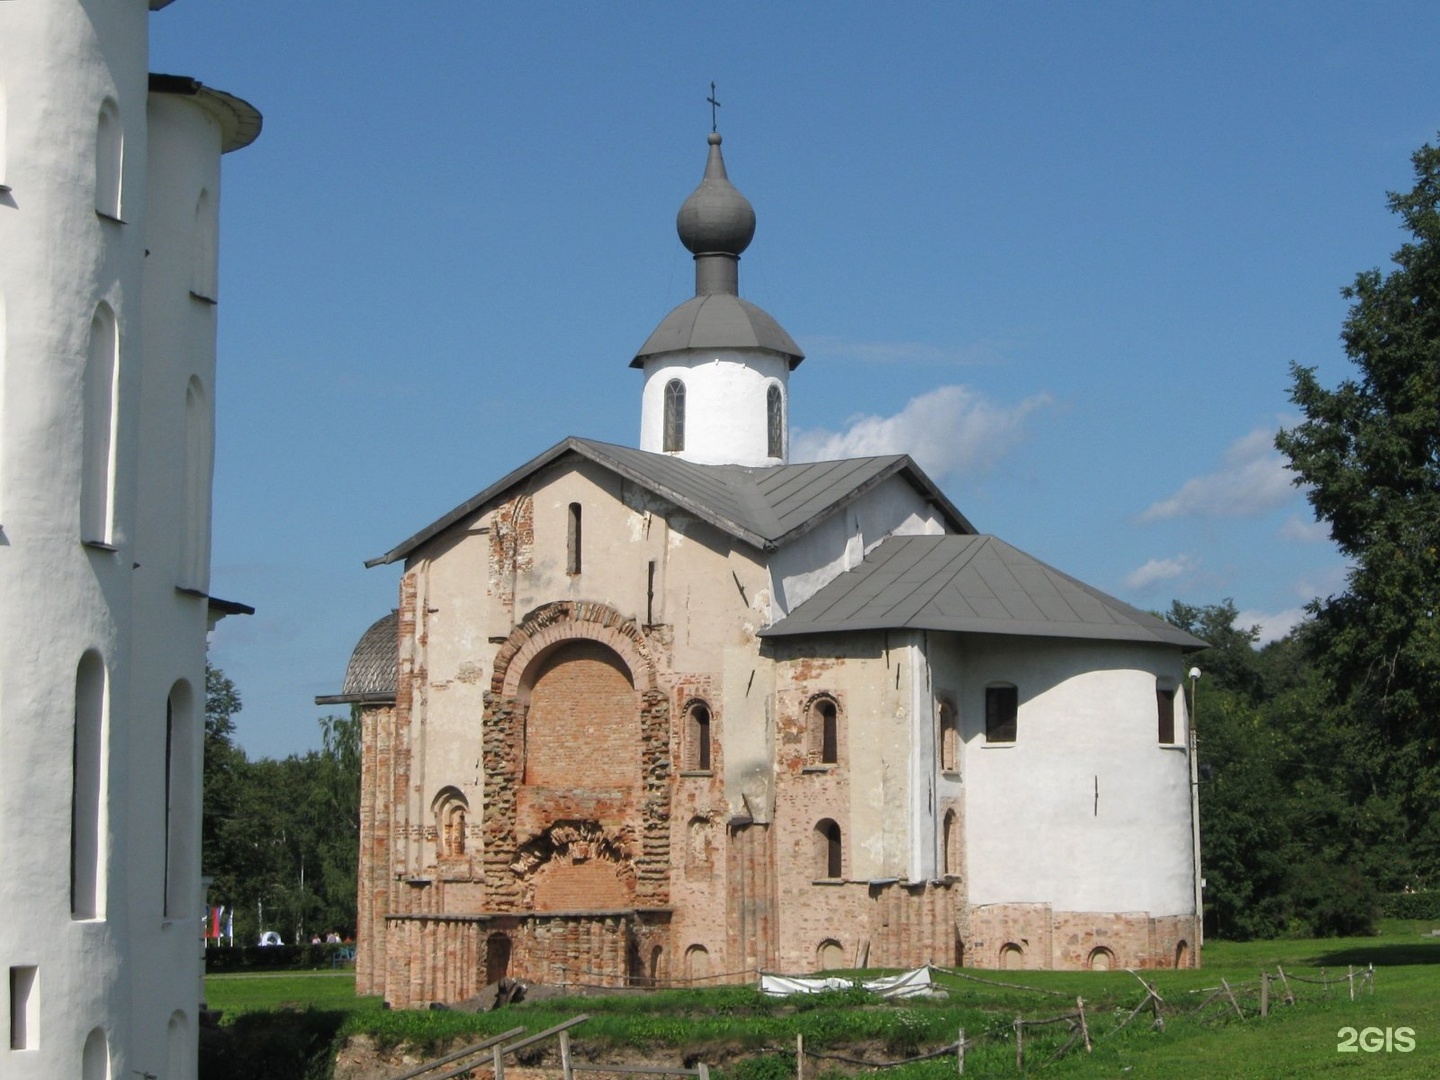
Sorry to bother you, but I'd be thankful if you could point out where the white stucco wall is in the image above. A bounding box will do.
[937,634,1195,916]
[0,5,241,1078]
[767,474,946,618]
[639,348,790,466]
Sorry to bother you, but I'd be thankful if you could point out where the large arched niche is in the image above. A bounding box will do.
[521,638,637,789]
[493,601,658,699]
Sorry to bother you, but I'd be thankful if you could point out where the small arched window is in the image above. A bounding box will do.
[190,188,218,301]
[985,683,1017,743]
[809,695,840,765]
[164,681,198,918]
[663,379,685,452]
[939,700,959,772]
[566,502,582,575]
[817,939,845,970]
[685,943,710,981]
[82,1025,109,1080]
[766,383,784,459]
[81,303,118,545]
[73,650,107,919]
[432,787,470,860]
[180,377,211,589]
[814,818,842,879]
[683,700,712,772]
[95,98,122,219]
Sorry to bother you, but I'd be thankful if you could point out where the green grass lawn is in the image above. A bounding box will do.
[202,921,1440,1079]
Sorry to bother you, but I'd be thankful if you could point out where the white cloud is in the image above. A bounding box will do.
[1124,554,1198,591]
[791,384,1054,481]
[1138,426,1297,521]
[1279,514,1329,544]
[1236,607,1308,645]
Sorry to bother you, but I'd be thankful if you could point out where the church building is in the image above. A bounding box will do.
[327,130,1204,1008]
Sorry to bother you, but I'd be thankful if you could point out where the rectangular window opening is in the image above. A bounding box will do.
[9,965,37,1050]
[985,685,1018,743]
[1157,688,1177,744]
[566,503,582,575]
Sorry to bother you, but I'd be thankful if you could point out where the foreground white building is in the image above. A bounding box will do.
[0,2,258,1076]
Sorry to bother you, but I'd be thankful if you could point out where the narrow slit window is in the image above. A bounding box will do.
[984,684,1017,743]
[766,384,783,458]
[663,379,685,452]
[81,304,118,545]
[566,502,582,575]
[1157,683,1177,744]
[72,652,106,919]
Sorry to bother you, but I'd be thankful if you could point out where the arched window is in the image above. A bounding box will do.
[82,1025,109,1080]
[808,695,840,765]
[73,651,107,919]
[942,808,960,877]
[179,377,211,589]
[166,1012,189,1080]
[190,188,217,301]
[1156,677,1178,744]
[985,683,1017,743]
[566,502,582,575]
[766,383,784,458]
[938,700,959,772]
[814,818,842,879]
[164,681,196,918]
[683,700,712,772]
[81,303,118,545]
[95,98,122,219]
[432,787,470,860]
[663,378,685,452]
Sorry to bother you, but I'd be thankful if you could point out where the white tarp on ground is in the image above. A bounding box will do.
[759,965,940,998]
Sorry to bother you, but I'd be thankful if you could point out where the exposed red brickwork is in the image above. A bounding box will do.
[488,494,534,623]
[524,642,639,787]
[964,904,1199,970]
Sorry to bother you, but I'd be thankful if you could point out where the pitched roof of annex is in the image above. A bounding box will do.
[761,533,1206,649]
[364,436,975,568]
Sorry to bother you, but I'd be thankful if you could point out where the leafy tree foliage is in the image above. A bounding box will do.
[202,665,360,945]
[1276,134,1440,890]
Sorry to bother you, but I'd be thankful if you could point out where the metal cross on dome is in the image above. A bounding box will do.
[707,81,721,133]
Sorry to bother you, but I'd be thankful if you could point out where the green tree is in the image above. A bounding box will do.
[1276,134,1440,888]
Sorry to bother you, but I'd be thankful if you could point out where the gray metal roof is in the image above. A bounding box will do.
[365,437,975,568]
[631,293,803,368]
[315,611,398,704]
[760,534,1206,649]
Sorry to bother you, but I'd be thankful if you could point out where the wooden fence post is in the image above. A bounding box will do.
[1220,978,1243,1020]
[493,1044,505,1080]
[796,1033,803,1080]
[699,1065,710,1080]
[1076,997,1092,1053]
[1260,973,1269,1017]
[560,1029,573,1080]
[1014,1016,1023,1072]
[1276,965,1295,1005]
[957,1027,965,1076]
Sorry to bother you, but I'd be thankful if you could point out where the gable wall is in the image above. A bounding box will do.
[767,474,947,617]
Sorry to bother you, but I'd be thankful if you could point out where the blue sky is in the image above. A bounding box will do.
[150,2,1440,759]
